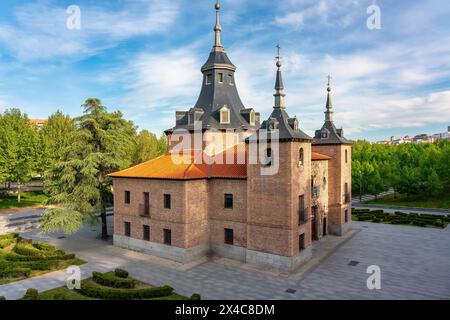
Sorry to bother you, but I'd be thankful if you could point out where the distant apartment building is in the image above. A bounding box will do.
[375,126,449,145]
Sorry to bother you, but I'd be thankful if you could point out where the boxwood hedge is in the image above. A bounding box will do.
[92,271,137,289]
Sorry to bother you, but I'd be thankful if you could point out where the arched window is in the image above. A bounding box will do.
[220,107,230,124]
[299,148,304,166]
[266,148,272,166]
[345,149,348,163]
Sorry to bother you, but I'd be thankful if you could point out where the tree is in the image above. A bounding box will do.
[425,169,443,197]
[0,109,37,202]
[132,130,159,164]
[36,111,75,175]
[41,98,137,239]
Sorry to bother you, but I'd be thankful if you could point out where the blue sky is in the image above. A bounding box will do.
[0,0,449,141]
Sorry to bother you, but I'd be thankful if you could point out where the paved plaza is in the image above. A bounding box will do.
[1,219,449,300]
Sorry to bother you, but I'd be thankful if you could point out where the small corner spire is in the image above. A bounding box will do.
[325,75,334,122]
[213,0,223,51]
[274,44,286,109]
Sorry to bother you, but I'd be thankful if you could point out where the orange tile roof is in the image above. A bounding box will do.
[109,148,247,180]
[311,152,332,161]
[110,149,331,180]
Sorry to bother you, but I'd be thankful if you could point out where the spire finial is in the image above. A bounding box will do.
[274,44,286,109]
[213,0,223,51]
[325,75,334,122]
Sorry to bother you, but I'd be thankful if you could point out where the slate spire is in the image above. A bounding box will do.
[274,45,286,109]
[213,0,223,51]
[325,75,334,122]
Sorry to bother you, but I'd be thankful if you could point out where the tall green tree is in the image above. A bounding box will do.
[41,98,137,239]
[132,130,159,164]
[36,111,75,176]
[0,109,37,202]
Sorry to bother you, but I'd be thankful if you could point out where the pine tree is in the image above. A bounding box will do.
[40,99,137,239]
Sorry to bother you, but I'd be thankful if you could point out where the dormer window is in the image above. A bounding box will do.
[220,106,230,124]
[206,74,212,85]
[249,110,256,126]
[218,73,224,83]
[322,132,328,139]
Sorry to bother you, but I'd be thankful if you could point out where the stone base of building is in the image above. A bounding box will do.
[113,235,209,264]
[245,247,312,272]
[328,221,352,236]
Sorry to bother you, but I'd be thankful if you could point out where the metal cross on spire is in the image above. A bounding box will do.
[327,74,332,87]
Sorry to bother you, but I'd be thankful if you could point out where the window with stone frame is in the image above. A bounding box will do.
[143,225,150,241]
[220,107,230,124]
[164,194,171,209]
[124,191,130,204]
[345,149,348,163]
[345,209,349,223]
[299,233,305,251]
[124,222,131,237]
[249,110,256,126]
[206,74,212,85]
[224,194,233,209]
[218,73,224,83]
[228,74,234,85]
[299,195,307,224]
[224,228,234,245]
[164,229,172,245]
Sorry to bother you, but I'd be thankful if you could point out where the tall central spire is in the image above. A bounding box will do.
[325,75,334,122]
[213,0,223,52]
[274,44,286,109]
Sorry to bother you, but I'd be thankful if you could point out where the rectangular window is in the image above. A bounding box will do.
[229,74,234,85]
[164,229,172,245]
[124,222,131,237]
[299,233,305,251]
[345,209,349,223]
[299,195,306,224]
[143,225,150,241]
[206,74,212,85]
[224,228,234,245]
[224,194,233,209]
[218,73,224,83]
[143,192,150,216]
[124,191,130,204]
[164,194,171,209]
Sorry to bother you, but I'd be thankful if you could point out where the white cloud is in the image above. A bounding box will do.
[0,0,179,61]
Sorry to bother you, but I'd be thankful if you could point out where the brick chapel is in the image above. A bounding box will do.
[110,1,352,272]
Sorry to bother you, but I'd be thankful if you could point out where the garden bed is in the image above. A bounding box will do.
[0,234,85,285]
[352,208,450,228]
[19,269,200,300]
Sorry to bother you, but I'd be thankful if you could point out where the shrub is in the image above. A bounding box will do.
[13,243,43,257]
[22,288,39,300]
[412,220,427,227]
[92,272,136,289]
[78,280,173,300]
[0,239,15,249]
[32,242,56,252]
[0,234,18,241]
[0,296,5,300]
[19,260,59,270]
[114,268,129,278]
[190,293,201,300]
[0,267,31,278]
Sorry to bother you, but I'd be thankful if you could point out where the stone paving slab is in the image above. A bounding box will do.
[1,218,449,300]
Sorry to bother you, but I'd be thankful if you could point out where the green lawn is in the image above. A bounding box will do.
[364,193,450,210]
[0,234,86,285]
[0,192,48,210]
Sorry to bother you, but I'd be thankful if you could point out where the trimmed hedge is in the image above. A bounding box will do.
[78,279,174,300]
[114,268,129,278]
[0,239,15,249]
[22,288,39,300]
[92,272,137,289]
[4,252,75,262]
[0,234,19,241]
[0,267,31,278]
[190,293,201,300]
